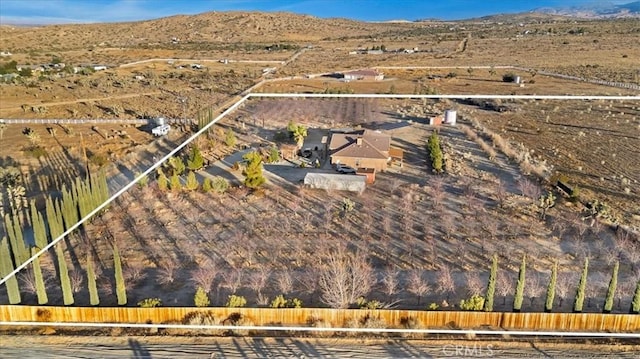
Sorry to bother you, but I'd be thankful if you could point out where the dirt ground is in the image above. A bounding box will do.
[1,334,638,358]
[4,98,637,316]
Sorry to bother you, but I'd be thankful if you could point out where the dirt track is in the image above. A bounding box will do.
[0,335,637,358]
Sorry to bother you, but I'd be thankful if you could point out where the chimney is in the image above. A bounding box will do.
[356,137,363,145]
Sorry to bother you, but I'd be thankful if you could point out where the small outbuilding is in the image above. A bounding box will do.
[303,173,366,193]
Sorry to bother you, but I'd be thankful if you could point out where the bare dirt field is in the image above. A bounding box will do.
[4,98,637,317]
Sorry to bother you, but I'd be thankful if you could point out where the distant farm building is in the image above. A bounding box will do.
[303,173,366,193]
[342,69,384,81]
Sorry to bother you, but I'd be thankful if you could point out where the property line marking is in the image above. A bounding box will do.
[2,92,638,286]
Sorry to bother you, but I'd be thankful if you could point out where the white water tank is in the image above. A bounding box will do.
[444,110,457,125]
[156,117,166,126]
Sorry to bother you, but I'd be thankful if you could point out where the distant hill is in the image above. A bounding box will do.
[535,1,640,19]
[0,11,417,51]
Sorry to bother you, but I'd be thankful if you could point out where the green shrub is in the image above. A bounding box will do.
[194,286,210,307]
[224,128,237,148]
[266,147,280,163]
[202,177,213,192]
[460,294,485,311]
[23,146,47,158]
[184,171,199,191]
[427,302,440,311]
[211,176,229,193]
[186,145,204,170]
[226,294,247,308]
[138,298,162,307]
[242,151,265,189]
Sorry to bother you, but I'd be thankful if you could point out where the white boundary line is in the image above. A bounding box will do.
[1,91,639,287]
[249,93,640,100]
[0,94,251,286]
[1,321,639,338]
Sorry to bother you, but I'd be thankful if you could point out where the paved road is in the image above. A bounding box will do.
[0,335,637,358]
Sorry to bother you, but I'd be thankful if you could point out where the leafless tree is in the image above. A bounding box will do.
[556,272,575,308]
[18,269,38,295]
[297,268,319,303]
[317,246,374,308]
[407,269,430,305]
[441,213,456,239]
[124,261,146,288]
[380,267,400,300]
[615,279,633,310]
[275,270,293,295]
[525,271,544,308]
[586,272,606,309]
[70,270,84,294]
[436,264,455,302]
[156,257,180,286]
[465,271,483,296]
[191,261,218,293]
[248,268,270,305]
[497,270,513,306]
[494,179,507,208]
[517,177,540,201]
[220,267,244,294]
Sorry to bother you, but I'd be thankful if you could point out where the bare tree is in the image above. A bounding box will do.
[436,264,455,302]
[248,268,270,306]
[494,179,507,208]
[465,271,484,296]
[156,257,180,287]
[556,272,575,309]
[407,269,430,305]
[586,272,606,309]
[275,270,293,295]
[496,270,513,306]
[124,261,146,290]
[220,267,244,294]
[380,267,400,300]
[70,270,84,294]
[18,269,38,295]
[191,261,218,293]
[525,271,544,308]
[317,246,374,308]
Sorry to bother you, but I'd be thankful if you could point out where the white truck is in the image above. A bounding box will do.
[152,124,170,136]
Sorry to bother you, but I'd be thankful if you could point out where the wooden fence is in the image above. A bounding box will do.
[1,306,638,332]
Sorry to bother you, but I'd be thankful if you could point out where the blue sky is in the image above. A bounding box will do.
[0,1,628,24]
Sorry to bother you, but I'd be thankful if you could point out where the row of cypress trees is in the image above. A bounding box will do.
[0,170,116,305]
[482,254,640,314]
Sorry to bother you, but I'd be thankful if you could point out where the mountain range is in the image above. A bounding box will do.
[535,1,640,19]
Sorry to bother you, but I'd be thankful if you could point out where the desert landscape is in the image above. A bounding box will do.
[0,5,639,347]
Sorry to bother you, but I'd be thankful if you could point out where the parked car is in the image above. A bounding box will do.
[299,148,312,158]
[336,164,356,174]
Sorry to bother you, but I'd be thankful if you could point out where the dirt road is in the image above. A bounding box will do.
[0,335,636,358]
[0,91,162,111]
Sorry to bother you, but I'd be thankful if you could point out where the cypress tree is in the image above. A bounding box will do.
[169,173,182,192]
[158,174,169,191]
[0,237,21,304]
[513,255,526,312]
[545,260,558,313]
[484,254,497,312]
[603,261,619,313]
[243,151,265,189]
[573,257,589,313]
[631,280,640,314]
[184,171,199,191]
[61,184,79,230]
[5,213,28,264]
[187,145,204,171]
[86,254,99,306]
[55,243,74,305]
[31,248,48,305]
[30,201,48,249]
[113,244,127,305]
